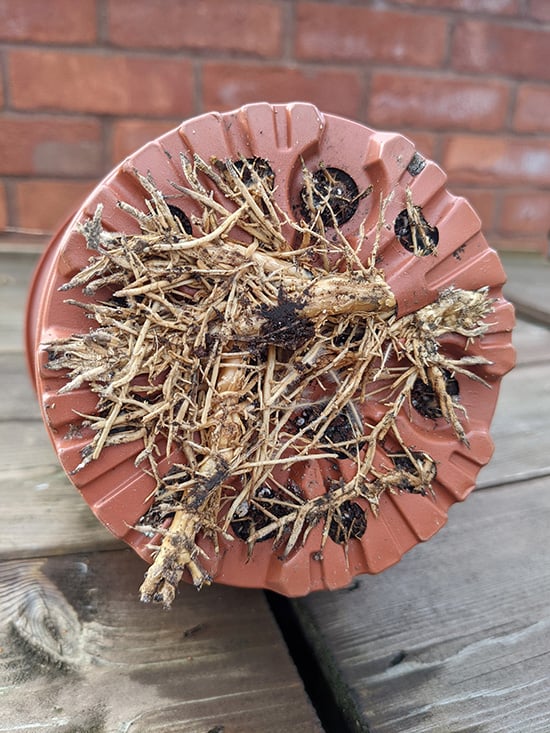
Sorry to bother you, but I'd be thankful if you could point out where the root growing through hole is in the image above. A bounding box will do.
[45,155,494,606]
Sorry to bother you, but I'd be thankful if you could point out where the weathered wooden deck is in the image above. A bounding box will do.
[1,250,549,732]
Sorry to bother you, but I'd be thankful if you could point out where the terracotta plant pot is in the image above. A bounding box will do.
[26,103,515,603]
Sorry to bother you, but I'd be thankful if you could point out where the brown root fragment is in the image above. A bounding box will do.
[140,510,210,607]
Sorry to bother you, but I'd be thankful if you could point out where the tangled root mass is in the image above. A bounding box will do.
[46,155,493,607]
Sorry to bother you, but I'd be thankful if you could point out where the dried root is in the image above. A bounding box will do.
[45,155,494,606]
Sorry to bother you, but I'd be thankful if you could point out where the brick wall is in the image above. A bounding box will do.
[1,0,549,252]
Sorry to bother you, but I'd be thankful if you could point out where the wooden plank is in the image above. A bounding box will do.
[0,419,121,560]
[501,252,550,325]
[511,318,550,365]
[0,252,39,353]
[0,549,322,732]
[0,353,40,420]
[478,360,550,487]
[0,346,119,558]
[293,476,550,733]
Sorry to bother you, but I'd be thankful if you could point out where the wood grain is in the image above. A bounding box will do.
[0,353,38,420]
[511,318,550,365]
[294,477,550,733]
[0,408,122,559]
[501,252,550,326]
[0,252,39,353]
[477,360,550,487]
[0,550,322,732]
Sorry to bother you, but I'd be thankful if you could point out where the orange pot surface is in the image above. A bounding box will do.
[26,103,515,597]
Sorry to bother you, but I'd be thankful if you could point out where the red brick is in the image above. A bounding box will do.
[0,0,96,44]
[514,85,550,134]
[451,187,497,230]
[202,63,362,120]
[0,116,102,176]
[499,191,550,235]
[452,21,550,81]
[368,73,509,131]
[111,119,181,164]
[387,0,518,13]
[0,182,7,230]
[15,179,97,232]
[528,0,550,22]
[9,50,194,117]
[108,0,282,57]
[444,135,550,186]
[295,3,447,68]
